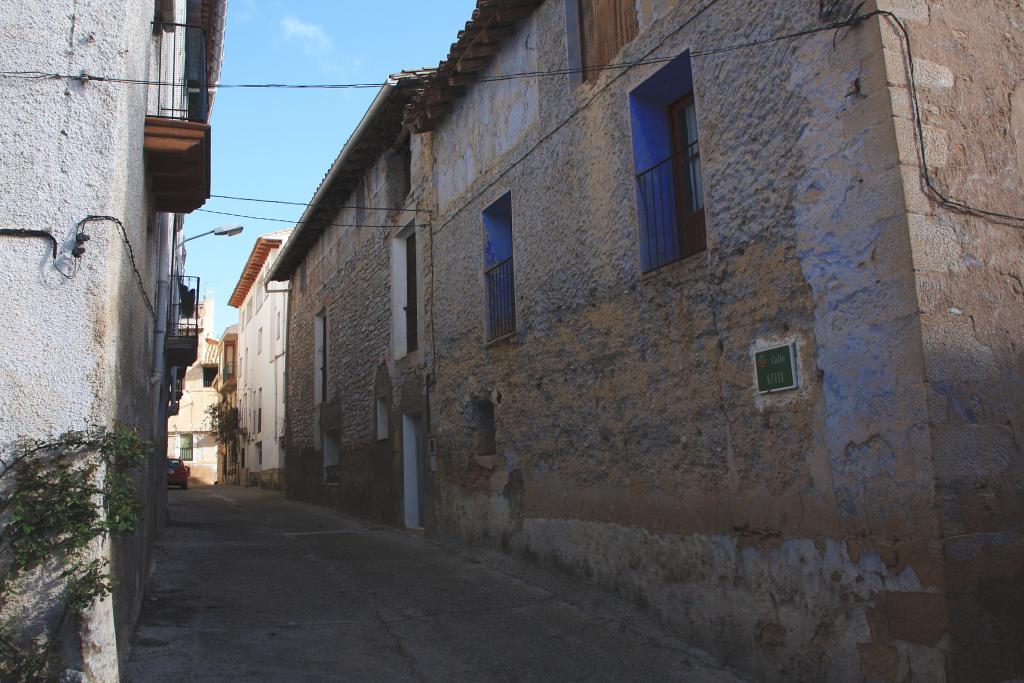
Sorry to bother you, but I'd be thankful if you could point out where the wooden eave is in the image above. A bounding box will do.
[144,116,211,213]
[267,75,429,282]
[403,0,545,134]
[229,238,282,308]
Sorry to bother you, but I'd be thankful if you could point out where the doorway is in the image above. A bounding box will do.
[402,413,423,528]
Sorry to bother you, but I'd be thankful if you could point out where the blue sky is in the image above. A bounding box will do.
[184,0,477,337]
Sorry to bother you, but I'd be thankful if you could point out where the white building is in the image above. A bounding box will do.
[230,230,292,488]
[0,0,226,677]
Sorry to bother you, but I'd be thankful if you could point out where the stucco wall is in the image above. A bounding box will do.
[0,0,166,677]
[236,236,290,485]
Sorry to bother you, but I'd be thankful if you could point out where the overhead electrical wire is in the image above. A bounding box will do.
[209,194,432,214]
[1,6,1019,227]
[428,3,1024,232]
[197,208,423,230]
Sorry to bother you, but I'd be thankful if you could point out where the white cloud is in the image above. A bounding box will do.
[281,16,333,55]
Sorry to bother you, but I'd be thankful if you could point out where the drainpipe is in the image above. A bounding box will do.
[151,212,173,524]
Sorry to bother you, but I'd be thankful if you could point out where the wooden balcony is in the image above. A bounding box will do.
[144,116,211,213]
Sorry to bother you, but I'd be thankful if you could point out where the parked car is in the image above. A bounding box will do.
[167,459,190,489]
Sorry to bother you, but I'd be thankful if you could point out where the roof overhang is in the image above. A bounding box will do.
[403,0,544,133]
[229,237,283,307]
[268,71,433,282]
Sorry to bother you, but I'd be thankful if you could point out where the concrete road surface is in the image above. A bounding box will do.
[124,486,747,682]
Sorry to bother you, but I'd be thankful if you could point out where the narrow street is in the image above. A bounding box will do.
[124,487,746,682]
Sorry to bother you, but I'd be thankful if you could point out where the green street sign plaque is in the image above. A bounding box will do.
[755,343,798,394]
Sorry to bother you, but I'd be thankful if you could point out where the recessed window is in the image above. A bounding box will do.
[257,387,262,433]
[472,398,496,456]
[202,366,218,387]
[391,223,421,358]
[483,193,515,340]
[630,52,706,271]
[323,430,340,483]
[314,312,327,404]
[258,327,263,354]
[179,433,193,461]
[376,396,389,441]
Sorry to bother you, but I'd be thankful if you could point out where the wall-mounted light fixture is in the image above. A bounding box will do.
[182,224,244,244]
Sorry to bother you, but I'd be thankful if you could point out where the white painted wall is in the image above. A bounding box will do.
[236,232,291,479]
[167,301,219,483]
[0,0,227,676]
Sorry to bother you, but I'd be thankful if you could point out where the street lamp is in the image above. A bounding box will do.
[182,224,244,244]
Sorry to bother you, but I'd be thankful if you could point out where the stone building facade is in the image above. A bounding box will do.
[274,1,1023,681]
[270,73,434,526]
[0,0,226,677]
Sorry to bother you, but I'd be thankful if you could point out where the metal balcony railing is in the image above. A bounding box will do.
[485,256,516,340]
[151,22,209,123]
[636,151,684,272]
[170,275,201,338]
[221,362,236,379]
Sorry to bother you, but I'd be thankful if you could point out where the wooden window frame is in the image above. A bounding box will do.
[667,93,706,259]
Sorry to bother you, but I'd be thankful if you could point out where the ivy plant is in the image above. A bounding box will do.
[0,425,148,682]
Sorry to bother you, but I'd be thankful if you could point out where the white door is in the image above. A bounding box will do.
[402,413,421,528]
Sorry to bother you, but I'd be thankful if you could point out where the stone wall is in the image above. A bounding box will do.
[275,1,1022,680]
[285,135,430,527]
[414,0,1021,680]
[877,0,1024,679]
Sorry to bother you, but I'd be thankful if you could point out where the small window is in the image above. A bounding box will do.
[202,366,218,387]
[483,193,515,340]
[376,396,389,441]
[472,398,496,456]
[323,430,340,483]
[258,327,263,355]
[314,312,327,404]
[257,387,262,433]
[391,223,421,358]
[405,232,418,353]
[578,0,638,81]
[179,433,193,461]
[256,441,263,466]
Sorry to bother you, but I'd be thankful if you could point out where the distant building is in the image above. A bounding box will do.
[166,300,220,485]
[230,230,292,488]
[213,324,240,484]
[268,71,430,524]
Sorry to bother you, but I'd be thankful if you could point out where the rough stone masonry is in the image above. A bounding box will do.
[274,1,1024,681]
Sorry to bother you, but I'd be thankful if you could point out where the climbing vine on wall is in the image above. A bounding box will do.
[0,425,147,682]
[207,401,241,447]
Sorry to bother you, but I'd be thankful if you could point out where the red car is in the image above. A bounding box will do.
[167,459,190,489]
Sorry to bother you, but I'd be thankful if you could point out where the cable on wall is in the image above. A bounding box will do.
[0,227,82,279]
[78,215,156,319]
[1,8,1020,226]
[875,10,1024,227]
